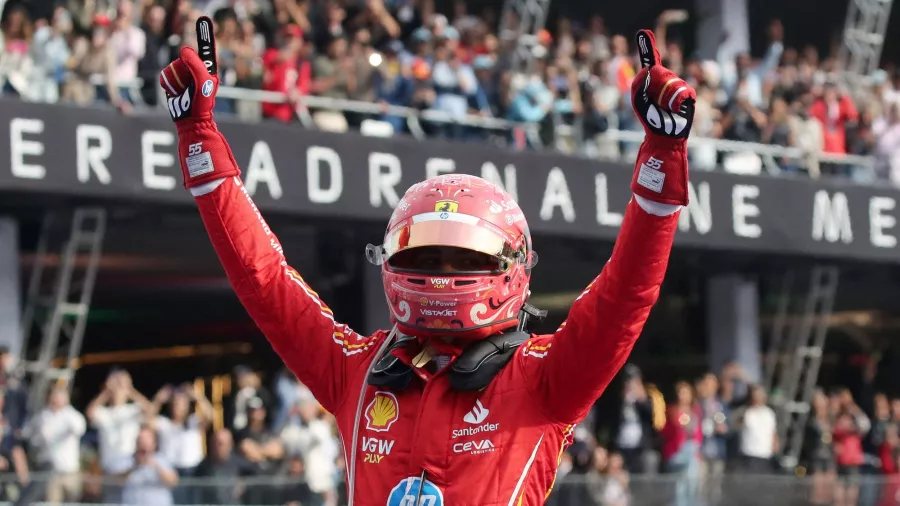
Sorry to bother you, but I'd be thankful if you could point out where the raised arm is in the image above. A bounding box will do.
[527,30,695,424]
[159,18,382,413]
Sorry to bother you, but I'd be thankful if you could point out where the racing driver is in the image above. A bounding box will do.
[161,19,695,506]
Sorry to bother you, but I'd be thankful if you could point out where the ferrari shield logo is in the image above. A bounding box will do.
[434,200,459,213]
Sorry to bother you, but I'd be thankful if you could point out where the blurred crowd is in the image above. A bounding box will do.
[2,0,900,183]
[0,338,891,505]
[0,354,894,506]
[549,362,900,506]
[0,343,343,505]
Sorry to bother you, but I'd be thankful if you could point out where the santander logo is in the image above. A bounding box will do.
[463,399,489,424]
[453,400,498,439]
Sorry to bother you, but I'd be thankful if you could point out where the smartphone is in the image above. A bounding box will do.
[668,10,689,23]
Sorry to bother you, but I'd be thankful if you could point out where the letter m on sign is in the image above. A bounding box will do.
[812,190,853,244]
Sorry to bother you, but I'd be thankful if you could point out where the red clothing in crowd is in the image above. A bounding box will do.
[660,404,703,463]
[833,426,865,467]
[261,48,311,123]
[808,95,859,154]
[881,442,897,474]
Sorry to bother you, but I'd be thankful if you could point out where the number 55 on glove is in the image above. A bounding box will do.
[629,29,696,207]
[159,16,240,189]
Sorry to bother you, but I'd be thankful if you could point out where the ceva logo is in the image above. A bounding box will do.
[430,278,451,289]
[453,439,495,454]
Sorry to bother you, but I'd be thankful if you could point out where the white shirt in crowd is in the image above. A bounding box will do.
[156,415,204,469]
[119,453,175,506]
[740,405,778,459]
[92,403,143,473]
[27,405,86,473]
[281,419,339,493]
[109,25,146,84]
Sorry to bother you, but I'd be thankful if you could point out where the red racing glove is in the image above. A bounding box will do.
[159,17,241,188]
[630,30,696,206]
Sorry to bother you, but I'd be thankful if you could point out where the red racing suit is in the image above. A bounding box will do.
[193,175,677,506]
[163,23,689,506]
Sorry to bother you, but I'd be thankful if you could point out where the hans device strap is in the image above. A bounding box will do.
[367,304,547,391]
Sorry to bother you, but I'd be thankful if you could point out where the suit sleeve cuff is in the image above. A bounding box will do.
[634,194,682,216]
[190,178,227,197]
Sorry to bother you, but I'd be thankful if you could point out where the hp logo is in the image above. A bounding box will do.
[201,79,215,97]
[386,477,443,506]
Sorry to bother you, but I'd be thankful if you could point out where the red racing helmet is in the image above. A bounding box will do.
[366,174,538,340]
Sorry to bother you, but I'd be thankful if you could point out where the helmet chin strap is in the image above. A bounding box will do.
[517,301,549,332]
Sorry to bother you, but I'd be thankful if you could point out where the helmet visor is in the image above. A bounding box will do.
[386,212,511,260]
[366,212,538,271]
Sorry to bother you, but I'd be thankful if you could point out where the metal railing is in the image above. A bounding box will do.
[206,85,883,180]
[0,470,898,506]
[55,74,881,179]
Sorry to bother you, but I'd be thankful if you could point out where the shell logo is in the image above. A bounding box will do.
[365,392,400,432]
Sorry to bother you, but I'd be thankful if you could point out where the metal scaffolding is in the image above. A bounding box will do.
[765,266,840,469]
[838,0,895,84]
[498,0,552,74]
[18,208,106,412]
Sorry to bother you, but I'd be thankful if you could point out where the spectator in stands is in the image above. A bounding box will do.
[312,35,354,99]
[346,27,376,105]
[151,384,213,504]
[311,35,355,131]
[660,381,702,506]
[310,1,347,51]
[804,389,836,506]
[25,385,86,503]
[278,455,323,506]
[137,4,168,106]
[602,451,630,506]
[429,30,478,139]
[789,91,825,178]
[506,74,553,137]
[0,390,30,500]
[545,440,602,506]
[763,96,801,172]
[373,39,414,132]
[880,441,900,506]
[195,429,255,505]
[832,389,871,506]
[873,103,900,183]
[696,373,729,504]
[227,366,272,432]
[722,20,784,109]
[718,363,750,410]
[471,54,497,113]
[809,82,859,164]
[236,396,284,504]
[280,398,338,501]
[734,384,778,473]
[881,421,899,472]
[0,4,35,99]
[261,23,309,123]
[210,8,254,114]
[62,14,126,111]
[0,346,28,432]
[116,426,178,506]
[272,368,314,431]
[31,7,73,103]
[582,59,621,160]
[86,369,152,501]
[109,0,146,105]
[611,364,655,475]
